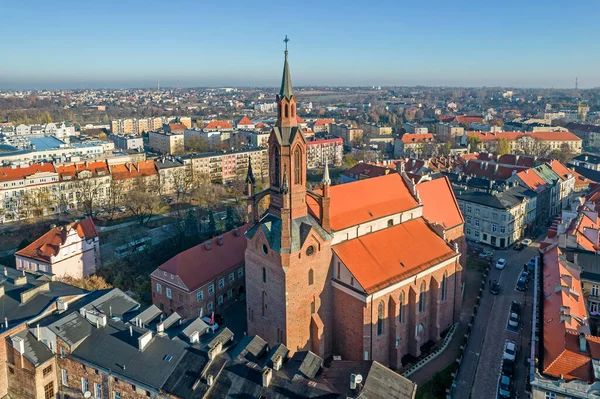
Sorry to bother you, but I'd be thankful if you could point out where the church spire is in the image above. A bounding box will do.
[280,35,293,99]
[322,161,331,186]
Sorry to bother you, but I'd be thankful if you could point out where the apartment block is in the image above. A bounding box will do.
[148,131,184,155]
[305,135,343,168]
[182,147,268,183]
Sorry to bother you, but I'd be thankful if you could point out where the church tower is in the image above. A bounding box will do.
[245,38,333,358]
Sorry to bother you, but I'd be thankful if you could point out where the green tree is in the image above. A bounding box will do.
[497,138,511,156]
[224,206,237,231]
[207,209,217,237]
[467,135,482,151]
[184,209,199,238]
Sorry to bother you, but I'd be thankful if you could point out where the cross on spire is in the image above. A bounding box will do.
[284,35,289,52]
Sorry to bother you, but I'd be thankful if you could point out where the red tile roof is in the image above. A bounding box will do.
[462,160,528,180]
[154,225,249,291]
[571,169,594,191]
[0,163,56,182]
[255,122,266,129]
[56,161,109,179]
[497,154,535,168]
[308,174,419,231]
[401,133,435,144]
[466,131,581,142]
[417,177,464,229]
[110,161,157,180]
[15,218,98,263]
[205,120,233,130]
[342,163,391,180]
[456,115,483,125]
[333,218,457,294]
[296,115,305,124]
[236,115,254,126]
[169,123,187,131]
[546,160,573,181]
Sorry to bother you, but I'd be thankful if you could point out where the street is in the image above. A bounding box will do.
[454,242,537,399]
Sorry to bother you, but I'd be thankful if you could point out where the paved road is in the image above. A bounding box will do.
[454,243,537,398]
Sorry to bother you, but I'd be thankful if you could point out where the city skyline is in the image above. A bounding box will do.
[1,0,600,89]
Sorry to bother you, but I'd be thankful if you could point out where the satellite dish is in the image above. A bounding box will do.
[84,392,92,398]
[354,374,363,385]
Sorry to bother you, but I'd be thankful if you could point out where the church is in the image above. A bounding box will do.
[244,44,465,369]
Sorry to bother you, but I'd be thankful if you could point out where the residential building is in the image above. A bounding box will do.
[151,226,248,318]
[509,165,561,225]
[404,122,428,134]
[154,157,190,196]
[2,286,416,399]
[243,49,464,368]
[148,131,184,155]
[184,128,230,149]
[236,115,255,130]
[110,134,144,151]
[562,122,600,149]
[54,160,112,213]
[465,131,583,154]
[454,180,536,248]
[340,163,393,183]
[436,123,465,141]
[164,123,186,135]
[15,218,100,278]
[182,147,268,184]
[330,123,363,144]
[395,134,436,158]
[362,123,392,136]
[203,120,233,132]
[305,135,343,168]
[0,137,114,164]
[546,160,576,211]
[311,118,335,133]
[108,160,159,194]
[570,153,600,171]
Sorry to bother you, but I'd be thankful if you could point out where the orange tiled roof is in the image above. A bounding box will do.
[466,131,581,142]
[205,120,232,130]
[0,163,55,182]
[456,115,483,125]
[296,115,305,124]
[546,160,573,181]
[313,119,335,127]
[153,225,248,291]
[56,161,109,179]
[572,169,595,190]
[237,115,254,126]
[15,218,98,263]
[516,169,547,192]
[401,133,435,144]
[168,123,186,131]
[255,122,266,129]
[308,173,419,231]
[542,245,593,381]
[110,160,157,180]
[417,177,464,229]
[333,218,457,294]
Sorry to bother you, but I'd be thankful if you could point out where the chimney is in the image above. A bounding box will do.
[272,355,283,371]
[204,240,212,251]
[3,267,7,276]
[217,236,224,246]
[234,228,240,237]
[37,324,41,340]
[207,375,214,386]
[580,333,587,353]
[129,325,133,337]
[262,368,273,388]
[11,336,25,354]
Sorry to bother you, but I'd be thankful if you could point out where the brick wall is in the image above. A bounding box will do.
[6,339,57,399]
[332,288,365,361]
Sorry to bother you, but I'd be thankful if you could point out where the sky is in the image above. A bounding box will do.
[1,0,599,89]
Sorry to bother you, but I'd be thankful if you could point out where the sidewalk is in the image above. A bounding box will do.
[409,264,484,386]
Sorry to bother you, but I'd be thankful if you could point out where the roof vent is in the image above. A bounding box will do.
[350,373,363,391]
[217,236,224,246]
[234,228,240,237]
[204,241,212,251]
[207,375,214,386]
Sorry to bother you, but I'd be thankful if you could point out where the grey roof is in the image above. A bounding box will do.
[578,252,600,282]
[361,361,417,399]
[82,288,139,318]
[0,267,87,329]
[207,327,234,349]
[288,351,323,382]
[453,185,534,210]
[13,330,53,366]
[161,312,181,330]
[573,153,600,164]
[48,311,93,348]
[160,348,213,399]
[229,335,268,363]
[181,317,209,339]
[272,126,303,146]
[246,214,331,254]
[280,50,293,99]
[71,319,187,389]
[132,305,162,326]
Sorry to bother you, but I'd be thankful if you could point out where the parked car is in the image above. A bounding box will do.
[490,280,500,295]
[527,257,536,271]
[509,302,521,328]
[502,359,515,377]
[520,270,530,283]
[498,374,512,398]
[479,249,494,258]
[513,242,525,251]
[516,275,527,291]
[496,258,507,270]
[201,316,219,332]
[522,238,532,246]
[503,340,517,361]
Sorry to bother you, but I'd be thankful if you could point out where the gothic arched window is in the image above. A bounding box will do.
[291,104,296,117]
[399,292,404,323]
[441,273,448,301]
[419,281,426,313]
[273,147,280,187]
[294,148,301,184]
[262,291,267,317]
[377,302,384,336]
[308,269,314,286]
[285,104,289,118]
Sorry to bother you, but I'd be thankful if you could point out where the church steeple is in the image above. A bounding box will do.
[280,36,293,99]
[276,35,297,128]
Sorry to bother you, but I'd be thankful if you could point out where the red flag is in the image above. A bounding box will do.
[210,312,215,325]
